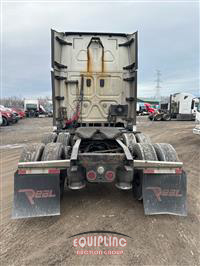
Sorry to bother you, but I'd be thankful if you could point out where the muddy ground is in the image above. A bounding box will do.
[0,117,199,266]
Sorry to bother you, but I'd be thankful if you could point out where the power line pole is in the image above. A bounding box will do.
[155,70,162,100]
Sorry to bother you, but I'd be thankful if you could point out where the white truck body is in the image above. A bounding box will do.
[24,99,39,111]
[170,93,199,120]
[193,106,200,135]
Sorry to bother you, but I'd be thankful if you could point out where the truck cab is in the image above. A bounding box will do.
[170,92,199,120]
[24,99,40,117]
[193,101,200,135]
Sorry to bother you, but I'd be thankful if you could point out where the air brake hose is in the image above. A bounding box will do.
[65,75,84,126]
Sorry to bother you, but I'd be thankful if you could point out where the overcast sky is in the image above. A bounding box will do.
[1,1,199,98]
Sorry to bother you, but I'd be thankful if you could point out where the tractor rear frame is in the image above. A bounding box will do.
[12,130,187,219]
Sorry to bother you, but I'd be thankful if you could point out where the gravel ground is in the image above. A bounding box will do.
[0,117,199,266]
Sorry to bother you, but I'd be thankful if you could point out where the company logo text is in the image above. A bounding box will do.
[18,189,56,204]
[146,187,182,201]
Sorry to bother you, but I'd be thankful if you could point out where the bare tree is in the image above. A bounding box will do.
[0,96,24,108]
[0,96,52,109]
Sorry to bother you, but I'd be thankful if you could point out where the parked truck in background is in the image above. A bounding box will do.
[149,92,199,121]
[193,102,200,135]
[12,30,187,219]
[170,93,199,120]
[24,99,48,117]
[24,99,40,117]
[137,103,157,116]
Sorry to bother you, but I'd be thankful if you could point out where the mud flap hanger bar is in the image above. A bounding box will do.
[17,158,183,170]
[134,160,183,169]
[18,159,70,169]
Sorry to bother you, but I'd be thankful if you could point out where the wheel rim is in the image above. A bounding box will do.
[3,118,7,126]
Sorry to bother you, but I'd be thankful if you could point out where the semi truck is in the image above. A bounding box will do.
[149,92,199,121]
[137,103,156,116]
[24,99,40,117]
[193,102,200,135]
[12,30,187,219]
[24,99,48,117]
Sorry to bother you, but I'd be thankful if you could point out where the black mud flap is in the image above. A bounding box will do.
[143,171,187,216]
[12,171,60,219]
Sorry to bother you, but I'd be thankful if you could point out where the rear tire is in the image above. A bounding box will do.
[135,133,151,143]
[57,132,70,146]
[57,133,71,159]
[122,133,137,152]
[154,114,162,121]
[162,114,171,121]
[132,143,158,200]
[64,146,71,159]
[41,143,65,199]
[19,143,45,162]
[153,143,179,162]
[41,143,64,161]
[2,117,8,126]
[42,132,57,144]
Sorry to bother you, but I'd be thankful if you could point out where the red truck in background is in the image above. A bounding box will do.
[144,103,156,114]
[137,103,157,115]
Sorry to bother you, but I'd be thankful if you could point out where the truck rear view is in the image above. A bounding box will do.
[12,30,187,219]
[52,31,137,130]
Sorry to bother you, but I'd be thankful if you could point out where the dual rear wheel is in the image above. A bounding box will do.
[20,132,71,162]
[20,132,71,198]
[122,132,179,200]
[131,143,179,200]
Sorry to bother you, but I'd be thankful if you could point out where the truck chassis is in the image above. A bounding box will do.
[12,130,187,218]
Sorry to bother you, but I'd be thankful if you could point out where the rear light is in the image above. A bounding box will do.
[105,171,115,181]
[87,170,96,180]
[143,169,155,174]
[143,168,183,174]
[18,169,26,175]
[18,168,60,175]
[175,168,182,174]
[48,169,60,174]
